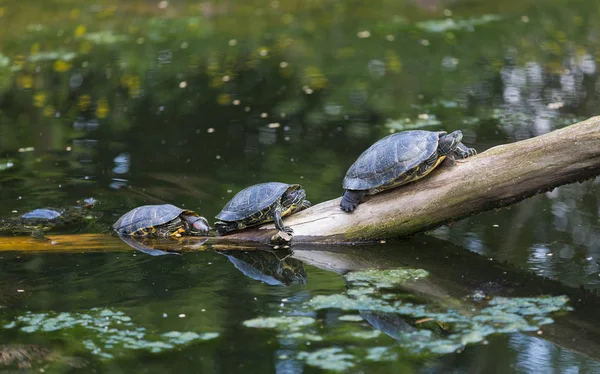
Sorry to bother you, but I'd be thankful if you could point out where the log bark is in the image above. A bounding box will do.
[225,116,600,244]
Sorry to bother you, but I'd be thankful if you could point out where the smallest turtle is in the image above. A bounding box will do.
[113,204,210,237]
[0,199,99,239]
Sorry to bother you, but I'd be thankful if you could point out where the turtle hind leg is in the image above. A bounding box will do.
[340,190,366,213]
[215,221,238,235]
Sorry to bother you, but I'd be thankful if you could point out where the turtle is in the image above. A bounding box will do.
[0,198,100,239]
[214,182,311,235]
[113,204,210,237]
[118,235,208,256]
[340,130,477,212]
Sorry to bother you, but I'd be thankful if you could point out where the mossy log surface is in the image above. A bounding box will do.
[224,116,600,244]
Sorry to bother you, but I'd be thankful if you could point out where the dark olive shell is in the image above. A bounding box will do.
[113,204,186,235]
[342,130,441,191]
[215,182,295,222]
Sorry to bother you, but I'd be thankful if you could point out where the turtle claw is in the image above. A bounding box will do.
[340,201,357,213]
[271,230,292,246]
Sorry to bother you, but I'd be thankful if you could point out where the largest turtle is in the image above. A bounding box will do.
[215,182,311,235]
[340,130,476,212]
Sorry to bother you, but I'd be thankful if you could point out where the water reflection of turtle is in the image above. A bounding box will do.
[118,235,208,256]
[0,198,99,239]
[219,249,307,286]
[113,204,210,237]
[215,182,311,235]
[341,130,477,212]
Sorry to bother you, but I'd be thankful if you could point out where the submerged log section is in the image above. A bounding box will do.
[226,116,600,244]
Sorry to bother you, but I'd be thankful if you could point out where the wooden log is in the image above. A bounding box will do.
[224,116,600,244]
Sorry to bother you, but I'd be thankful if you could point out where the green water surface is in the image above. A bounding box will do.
[1,0,600,372]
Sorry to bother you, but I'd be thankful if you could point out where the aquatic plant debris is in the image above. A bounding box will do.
[297,348,355,371]
[416,14,502,33]
[243,265,572,372]
[2,308,219,359]
[345,268,429,288]
[243,316,316,330]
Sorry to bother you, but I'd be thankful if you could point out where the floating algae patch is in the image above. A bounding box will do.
[243,316,316,330]
[338,315,364,322]
[416,14,502,33]
[84,31,129,44]
[247,291,572,370]
[241,267,571,370]
[297,348,355,371]
[345,268,429,289]
[3,308,218,359]
[350,330,381,339]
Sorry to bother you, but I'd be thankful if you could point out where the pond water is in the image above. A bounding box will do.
[1,0,599,372]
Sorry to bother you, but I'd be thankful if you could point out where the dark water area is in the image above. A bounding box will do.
[0,0,599,372]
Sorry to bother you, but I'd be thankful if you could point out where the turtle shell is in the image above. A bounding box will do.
[342,130,442,191]
[215,182,295,222]
[22,209,63,220]
[113,204,188,236]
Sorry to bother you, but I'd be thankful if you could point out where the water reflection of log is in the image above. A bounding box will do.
[224,117,600,244]
[290,235,600,362]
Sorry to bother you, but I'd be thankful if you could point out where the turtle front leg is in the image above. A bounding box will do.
[454,143,477,159]
[273,205,293,235]
[340,190,366,213]
[291,200,312,214]
[214,221,239,235]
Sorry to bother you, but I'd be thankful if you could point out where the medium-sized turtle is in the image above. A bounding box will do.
[340,130,476,212]
[215,182,311,235]
[113,204,210,237]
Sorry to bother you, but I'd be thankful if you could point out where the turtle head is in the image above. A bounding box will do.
[438,130,463,155]
[281,186,307,210]
[185,215,211,235]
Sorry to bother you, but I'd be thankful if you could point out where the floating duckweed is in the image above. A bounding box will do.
[298,348,355,371]
[416,14,502,33]
[163,331,219,343]
[365,346,398,361]
[347,287,377,296]
[0,53,9,67]
[386,116,442,131]
[338,315,364,322]
[345,268,429,288]
[243,316,316,330]
[29,51,78,62]
[287,332,324,341]
[350,330,381,339]
[3,308,217,358]
[286,292,571,360]
[84,31,129,44]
